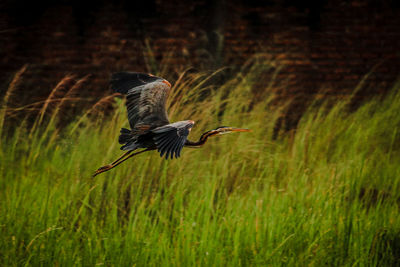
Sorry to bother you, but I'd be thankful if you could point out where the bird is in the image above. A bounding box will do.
[93,72,251,177]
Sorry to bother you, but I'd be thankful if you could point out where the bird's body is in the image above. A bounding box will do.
[93,72,250,176]
[118,119,195,158]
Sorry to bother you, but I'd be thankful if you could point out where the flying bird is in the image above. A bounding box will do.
[93,72,250,177]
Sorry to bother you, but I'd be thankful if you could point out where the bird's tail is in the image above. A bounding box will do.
[119,128,138,151]
[119,128,132,144]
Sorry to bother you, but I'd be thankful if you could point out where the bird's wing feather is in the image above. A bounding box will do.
[111,72,160,94]
[110,72,171,129]
[152,121,194,159]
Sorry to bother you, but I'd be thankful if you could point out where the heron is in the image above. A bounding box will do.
[93,72,251,177]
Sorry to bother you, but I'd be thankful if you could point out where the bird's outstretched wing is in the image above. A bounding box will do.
[110,72,171,130]
[152,120,195,159]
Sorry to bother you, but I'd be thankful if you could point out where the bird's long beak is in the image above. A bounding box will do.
[227,127,252,132]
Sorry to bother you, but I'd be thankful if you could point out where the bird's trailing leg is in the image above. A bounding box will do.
[111,150,132,165]
[93,149,151,177]
[92,151,132,177]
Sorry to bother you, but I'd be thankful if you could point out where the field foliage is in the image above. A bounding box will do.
[1,63,399,266]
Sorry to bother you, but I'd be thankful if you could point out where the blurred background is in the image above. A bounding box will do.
[1,0,399,129]
[1,1,400,265]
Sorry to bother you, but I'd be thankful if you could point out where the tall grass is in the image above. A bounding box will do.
[0,63,399,266]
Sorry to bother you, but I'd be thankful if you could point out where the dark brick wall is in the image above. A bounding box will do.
[1,0,399,119]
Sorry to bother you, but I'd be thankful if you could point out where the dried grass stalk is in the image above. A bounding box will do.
[0,65,28,137]
[36,75,75,126]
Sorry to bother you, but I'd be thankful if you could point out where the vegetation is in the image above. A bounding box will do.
[1,62,399,266]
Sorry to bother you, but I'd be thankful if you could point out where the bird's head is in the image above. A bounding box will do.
[205,126,251,137]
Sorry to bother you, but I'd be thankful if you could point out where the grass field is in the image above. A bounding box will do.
[1,65,399,266]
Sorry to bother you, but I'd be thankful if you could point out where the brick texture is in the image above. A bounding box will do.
[1,0,399,126]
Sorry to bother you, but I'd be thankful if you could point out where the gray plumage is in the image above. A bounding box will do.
[126,82,170,130]
[152,121,194,159]
[110,72,193,159]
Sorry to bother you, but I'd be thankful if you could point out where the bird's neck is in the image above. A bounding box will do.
[185,130,217,147]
